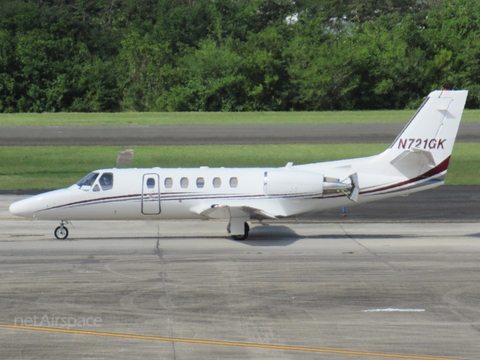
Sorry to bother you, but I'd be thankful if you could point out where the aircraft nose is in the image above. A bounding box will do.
[9,198,35,218]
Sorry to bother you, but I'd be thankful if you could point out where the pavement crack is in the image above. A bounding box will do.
[156,226,176,359]
[339,224,400,272]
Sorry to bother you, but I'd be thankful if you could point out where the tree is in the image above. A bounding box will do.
[161,38,245,111]
[424,0,480,107]
[119,32,175,111]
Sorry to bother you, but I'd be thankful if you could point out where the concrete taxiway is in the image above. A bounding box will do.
[1,195,480,359]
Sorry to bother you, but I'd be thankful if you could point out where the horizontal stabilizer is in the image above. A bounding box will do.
[391,148,436,167]
[390,148,436,178]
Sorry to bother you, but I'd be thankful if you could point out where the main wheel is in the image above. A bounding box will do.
[231,222,249,241]
[54,226,69,240]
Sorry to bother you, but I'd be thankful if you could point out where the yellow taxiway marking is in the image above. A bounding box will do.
[0,324,457,360]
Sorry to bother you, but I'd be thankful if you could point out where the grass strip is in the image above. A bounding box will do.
[1,110,479,126]
[0,144,476,190]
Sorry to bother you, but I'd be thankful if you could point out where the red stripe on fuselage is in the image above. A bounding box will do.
[361,156,450,195]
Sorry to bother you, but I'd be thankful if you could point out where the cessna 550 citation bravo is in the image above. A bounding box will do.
[10,90,468,240]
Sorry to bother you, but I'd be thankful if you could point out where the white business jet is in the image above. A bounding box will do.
[9,90,468,240]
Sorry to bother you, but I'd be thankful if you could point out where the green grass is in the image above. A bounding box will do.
[1,110,479,126]
[449,143,480,185]
[0,144,477,190]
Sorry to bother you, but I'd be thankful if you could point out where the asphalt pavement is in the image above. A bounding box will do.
[1,213,480,359]
[1,122,479,145]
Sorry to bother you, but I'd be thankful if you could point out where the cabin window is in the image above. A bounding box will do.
[164,177,173,188]
[196,177,205,188]
[99,172,114,191]
[180,177,189,188]
[229,177,238,188]
[213,177,221,188]
[146,177,155,189]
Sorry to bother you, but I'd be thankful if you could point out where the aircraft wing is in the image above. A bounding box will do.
[190,203,279,220]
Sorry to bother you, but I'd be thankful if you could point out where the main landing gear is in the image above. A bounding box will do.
[54,221,69,240]
[227,221,250,241]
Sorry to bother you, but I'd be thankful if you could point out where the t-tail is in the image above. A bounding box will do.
[361,90,468,197]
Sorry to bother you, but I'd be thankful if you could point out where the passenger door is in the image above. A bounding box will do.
[141,174,161,215]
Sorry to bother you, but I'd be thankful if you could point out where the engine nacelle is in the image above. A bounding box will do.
[264,170,359,202]
[264,170,324,197]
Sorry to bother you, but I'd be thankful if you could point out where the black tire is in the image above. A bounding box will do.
[54,226,69,240]
[231,222,249,241]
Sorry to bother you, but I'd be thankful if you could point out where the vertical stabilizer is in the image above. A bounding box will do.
[358,90,468,198]
[387,90,468,167]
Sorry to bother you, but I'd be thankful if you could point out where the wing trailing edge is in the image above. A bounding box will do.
[190,203,279,220]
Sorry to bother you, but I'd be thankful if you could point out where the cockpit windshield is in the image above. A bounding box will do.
[76,172,114,191]
[76,172,99,188]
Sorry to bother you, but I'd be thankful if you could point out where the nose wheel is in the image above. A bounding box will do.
[54,222,69,240]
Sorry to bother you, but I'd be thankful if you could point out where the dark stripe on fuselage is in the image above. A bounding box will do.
[360,157,449,196]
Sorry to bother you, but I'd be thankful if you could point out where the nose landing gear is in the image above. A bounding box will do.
[54,221,69,240]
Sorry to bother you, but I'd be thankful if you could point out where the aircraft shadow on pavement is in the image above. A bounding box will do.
[236,224,407,247]
[60,224,459,243]
[235,225,300,247]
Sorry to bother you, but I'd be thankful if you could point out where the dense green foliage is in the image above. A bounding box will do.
[1,0,479,112]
